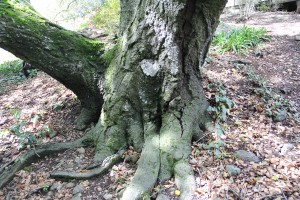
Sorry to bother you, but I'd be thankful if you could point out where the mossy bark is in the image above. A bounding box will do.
[95,0,227,199]
[0,0,105,129]
[0,0,227,199]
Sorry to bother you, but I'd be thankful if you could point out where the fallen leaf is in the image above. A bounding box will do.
[175,190,181,196]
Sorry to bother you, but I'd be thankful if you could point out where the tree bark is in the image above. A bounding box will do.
[0,0,105,129]
[95,0,227,199]
[0,0,227,199]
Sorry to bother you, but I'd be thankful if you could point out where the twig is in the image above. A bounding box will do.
[228,187,242,200]
[259,193,282,200]
[195,133,210,143]
[280,188,287,200]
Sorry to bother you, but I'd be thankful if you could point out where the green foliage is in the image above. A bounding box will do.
[0,59,23,74]
[203,81,234,159]
[235,65,298,122]
[9,110,50,150]
[256,4,270,11]
[0,59,37,93]
[53,102,64,110]
[212,26,269,54]
[9,110,37,150]
[207,82,234,123]
[89,0,120,35]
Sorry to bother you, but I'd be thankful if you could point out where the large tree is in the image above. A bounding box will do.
[0,0,227,199]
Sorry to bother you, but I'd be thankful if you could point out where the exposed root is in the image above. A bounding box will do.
[0,136,91,189]
[121,134,160,200]
[174,161,196,200]
[50,149,125,179]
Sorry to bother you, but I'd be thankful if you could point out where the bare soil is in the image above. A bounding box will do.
[0,11,299,200]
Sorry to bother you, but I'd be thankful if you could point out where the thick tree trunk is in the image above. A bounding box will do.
[0,0,227,199]
[93,0,227,199]
[0,0,105,129]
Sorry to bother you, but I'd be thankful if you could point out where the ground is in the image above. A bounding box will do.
[0,11,299,199]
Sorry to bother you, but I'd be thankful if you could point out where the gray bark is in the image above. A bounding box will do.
[95,0,227,199]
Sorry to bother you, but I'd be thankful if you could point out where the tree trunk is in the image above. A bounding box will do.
[0,0,227,199]
[94,0,226,199]
[0,0,105,129]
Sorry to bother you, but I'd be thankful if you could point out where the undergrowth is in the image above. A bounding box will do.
[212,26,269,54]
[0,59,36,94]
[202,80,235,159]
[8,110,52,150]
[235,64,298,122]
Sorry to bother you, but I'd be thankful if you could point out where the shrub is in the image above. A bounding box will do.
[0,59,23,74]
[256,4,270,11]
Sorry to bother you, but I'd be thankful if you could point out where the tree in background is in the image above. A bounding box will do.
[0,0,227,199]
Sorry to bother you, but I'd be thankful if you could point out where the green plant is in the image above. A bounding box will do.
[9,110,37,150]
[9,110,50,150]
[236,66,298,122]
[53,102,64,110]
[212,26,269,54]
[42,183,50,191]
[0,59,23,74]
[207,82,234,123]
[204,81,234,159]
[256,4,270,11]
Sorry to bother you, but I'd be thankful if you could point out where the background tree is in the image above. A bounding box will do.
[0,0,227,199]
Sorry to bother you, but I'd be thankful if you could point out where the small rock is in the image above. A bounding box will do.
[156,194,170,200]
[66,182,76,188]
[50,182,62,191]
[235,150,261,163]
[103,194,113,200]
[73,185,83,195]
[280,143,294,155]
[71,193,82,200]
[272,110,287,122]
[75,157,82,164]
[77,147,85,154]
[295,35,300,41]
[255,49,263,58]
[226,165,241,176]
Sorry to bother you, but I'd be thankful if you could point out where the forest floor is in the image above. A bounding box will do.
[0,11,299,200]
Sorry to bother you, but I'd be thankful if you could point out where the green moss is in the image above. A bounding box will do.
[105,126,126,151]
[98,40,122,92]
[102,40,121,65]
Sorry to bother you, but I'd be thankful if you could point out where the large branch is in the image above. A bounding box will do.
[0,0,105,128]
